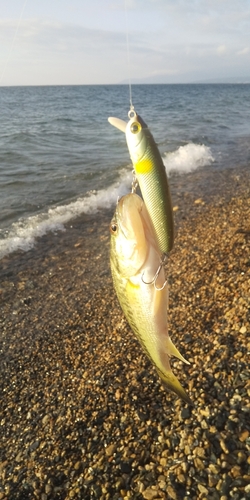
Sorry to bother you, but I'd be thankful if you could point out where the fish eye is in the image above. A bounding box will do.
[110,223,117,234]
[130,121,141,134]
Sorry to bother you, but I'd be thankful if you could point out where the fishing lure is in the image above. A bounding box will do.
[108,109,174,254]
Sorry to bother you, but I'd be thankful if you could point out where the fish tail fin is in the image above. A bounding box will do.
[166,337,190,365]
[156,368,193,406]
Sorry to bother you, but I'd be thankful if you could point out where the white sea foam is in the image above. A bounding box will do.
[0,169,133,259]
[163,143,214,174]
[0,143,214,259]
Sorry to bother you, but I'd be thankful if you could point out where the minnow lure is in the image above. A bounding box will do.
[108,110,174,254]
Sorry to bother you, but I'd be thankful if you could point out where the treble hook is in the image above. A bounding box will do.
[141,254,168,291]
[131,169,138,193]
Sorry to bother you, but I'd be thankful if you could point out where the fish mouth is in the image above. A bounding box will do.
[116,194,144,240]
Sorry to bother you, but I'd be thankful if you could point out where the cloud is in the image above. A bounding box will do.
[217,44,227,55]
[237,47,249,55]
[1,1,250,86]
[0,18,143,85]
[0,18,128,65]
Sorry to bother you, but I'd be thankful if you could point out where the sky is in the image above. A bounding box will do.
[1,0,250,86]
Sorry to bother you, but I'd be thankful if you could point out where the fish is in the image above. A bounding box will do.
[108,111,174,254]
[110,192,191,404]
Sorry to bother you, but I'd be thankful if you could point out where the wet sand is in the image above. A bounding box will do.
[0,166,250,500]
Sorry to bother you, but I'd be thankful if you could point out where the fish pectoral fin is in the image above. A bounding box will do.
[108,117,127,133]
[156,368,193,406]
[166,337,190,365]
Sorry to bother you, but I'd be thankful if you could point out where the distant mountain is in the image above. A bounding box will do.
[193,76,250,84]
[119,74,250,85]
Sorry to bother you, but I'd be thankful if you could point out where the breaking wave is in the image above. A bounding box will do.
[0,143,214,259]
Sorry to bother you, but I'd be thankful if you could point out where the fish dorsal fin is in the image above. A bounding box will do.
[166,337,190,365]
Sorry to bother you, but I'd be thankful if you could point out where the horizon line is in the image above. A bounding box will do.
[1,81,250,88]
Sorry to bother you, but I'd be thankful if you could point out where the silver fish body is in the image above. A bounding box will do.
[110,193,191,404]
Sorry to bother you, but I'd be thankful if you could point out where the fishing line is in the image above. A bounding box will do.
[124,0,134,113]
[0,0,28,85]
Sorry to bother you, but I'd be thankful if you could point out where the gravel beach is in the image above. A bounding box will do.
[0,166,249,500]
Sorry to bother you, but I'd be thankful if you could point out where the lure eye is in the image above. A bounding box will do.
[130,121,141,134]
[110,223,117,234]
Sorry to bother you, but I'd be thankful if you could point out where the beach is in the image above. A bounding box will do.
[0,166,249,500]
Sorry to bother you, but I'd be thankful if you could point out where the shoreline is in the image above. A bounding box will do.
[0,168,250,499]
[1,161,249,265]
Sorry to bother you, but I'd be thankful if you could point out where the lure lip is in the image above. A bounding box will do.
[109,114,145,161]
[108,116,127,133]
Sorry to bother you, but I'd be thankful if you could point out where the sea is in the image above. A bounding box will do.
[0,83,250,260]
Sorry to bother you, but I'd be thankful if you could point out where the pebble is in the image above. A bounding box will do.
[45,484,52,494]
[194,457,206,470]
[159,457,168,467]
[208,464,220,475]
[142,488,160,500]
[42,415,50,426]
[0,176,249,500]
[166,486,178,500]
[220,439,229,454]
[194,446,206,458]
[239,430,249,442]
[197,484,209,495]
[208,474,218,487]
[105,444,116,457]
[181,407,191,419]
[231,466,242,478]
[237,451,247,464]
[239,325,246,334]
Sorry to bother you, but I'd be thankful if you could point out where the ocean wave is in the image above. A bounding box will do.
[0,143,213,259]
[0,170,133,259]
[164,143,214,174]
